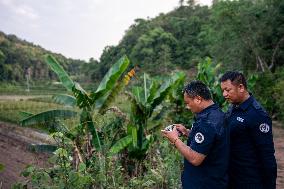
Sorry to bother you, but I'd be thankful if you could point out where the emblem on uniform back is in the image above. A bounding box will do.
[195,132,204,143]
[237,117,244,122]
[259,123,270,133]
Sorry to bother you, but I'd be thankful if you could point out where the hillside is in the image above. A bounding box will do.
[94,0,284,122]
[0,31,87,82]
[97,0,284,76]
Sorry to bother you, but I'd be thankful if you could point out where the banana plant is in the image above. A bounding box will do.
[167,71,194,125]
[196,57,227,108]
[109,72,185,161]
[20,55,131,165]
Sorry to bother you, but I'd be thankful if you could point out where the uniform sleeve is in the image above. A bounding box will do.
[190,122,216,156]
[248,112,277,189]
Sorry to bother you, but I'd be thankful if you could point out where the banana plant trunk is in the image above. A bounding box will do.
[137,124,144,149]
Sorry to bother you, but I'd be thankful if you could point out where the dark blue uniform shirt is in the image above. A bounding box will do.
[182,104,229,189]
[227,95,277,189]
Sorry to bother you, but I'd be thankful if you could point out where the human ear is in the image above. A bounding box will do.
[238,84,245,93]
[195,96,202,103]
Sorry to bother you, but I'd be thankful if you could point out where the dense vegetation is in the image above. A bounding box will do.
[97,0,283,73]
[95,0,284,122]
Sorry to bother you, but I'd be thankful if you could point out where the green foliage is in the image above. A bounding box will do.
[14,133,93,189]
[197,57,227,109]
[126,140,182,189]
[110,72,185,162]
[92,55,130,100]
[274,79,284,123]
[0,31,87,82]
[130,27,177,73]
[196,57,260,112]
[45,55,75,92]
[109,135,132,155]
[167,71,192,125]
[209,0,284,71]
[16,55,133,188]
[93,0,283,85]
[20,109,77,126]
[252,73,276,114]
[271,68,284,123]
[0,100,65,124]
[0,163,4,172]
[52,94,77,107]
[27,144,57,153]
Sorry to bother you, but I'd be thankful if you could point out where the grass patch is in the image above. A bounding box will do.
[0,82,95,96]
[0,93,131,133]
[0,100,62,123]
[0,98,80,132]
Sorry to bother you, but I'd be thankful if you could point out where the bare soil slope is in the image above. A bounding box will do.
[0,122,51,188]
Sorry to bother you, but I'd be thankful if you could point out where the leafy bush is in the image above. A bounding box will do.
[273,68,284,123]
[252,72,276,115]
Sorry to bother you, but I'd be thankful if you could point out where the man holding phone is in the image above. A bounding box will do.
[162,81,229,189]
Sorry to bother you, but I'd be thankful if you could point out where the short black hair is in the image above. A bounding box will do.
[183,81,212,100]
[220,71,247,89]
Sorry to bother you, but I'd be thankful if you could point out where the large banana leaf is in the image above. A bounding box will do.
[96,81,124,113]
[131,87,147,112]
[21,109,77,126]
[97,68,135,113]
[44,55,74,92]
[50,121,74,139]
[146,80,158,104]
[127,90,146,121]
[127,124,137,148]
[151,72,184,112]
[72,82,93,109]
[19,111,34,121]
[52,94,77,107]
[109,135,132,155]
[28,144,57,153]
[170,72,186,99]
[146,120,162,132]
[91,55,130,101]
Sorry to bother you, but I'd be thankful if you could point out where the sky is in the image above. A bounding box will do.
[0,0,212,61]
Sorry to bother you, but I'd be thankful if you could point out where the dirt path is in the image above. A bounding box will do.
[0,122,52,188]
[273,122,284,188]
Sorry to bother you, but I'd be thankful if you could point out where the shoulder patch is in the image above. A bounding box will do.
[259,123,270,133]
[195,132,204,143]
[252,100,261,110]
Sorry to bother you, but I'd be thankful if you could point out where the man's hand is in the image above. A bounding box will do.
[161,127,179,144]
[175,124,191,137]
[162,125,206,166]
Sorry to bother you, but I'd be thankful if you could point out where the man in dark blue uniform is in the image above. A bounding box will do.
[220,71,277,189]
[162,81,229,189]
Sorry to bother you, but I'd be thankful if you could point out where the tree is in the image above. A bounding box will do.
[130,27,177,73]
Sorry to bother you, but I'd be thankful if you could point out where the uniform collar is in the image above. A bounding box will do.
[235,93,254,111]
[196,103,218,120]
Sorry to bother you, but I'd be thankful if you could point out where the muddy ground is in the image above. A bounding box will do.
[0,122,283,188]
